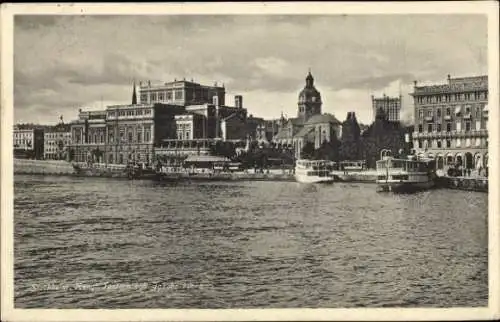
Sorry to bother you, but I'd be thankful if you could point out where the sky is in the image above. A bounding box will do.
[14,14,487,125]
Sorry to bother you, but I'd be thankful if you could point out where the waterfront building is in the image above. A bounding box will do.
[372,94,402,122]
[411,75,488,172]
[69,81,248,163]
[13,125,45,159]
[44,120,71,160]
[68,109,107,163]
[273,71,342,159]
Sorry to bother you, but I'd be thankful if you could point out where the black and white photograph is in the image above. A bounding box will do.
[1,2,499,321]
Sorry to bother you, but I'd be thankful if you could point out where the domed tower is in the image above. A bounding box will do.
[298,70,322,121]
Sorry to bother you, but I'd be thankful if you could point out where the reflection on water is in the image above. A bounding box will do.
[14,175,488,308]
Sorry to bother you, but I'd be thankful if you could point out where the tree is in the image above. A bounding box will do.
[301,141,315,159]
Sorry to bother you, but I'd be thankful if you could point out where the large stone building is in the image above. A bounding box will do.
[69,80,248,164]
[44,121,71,160]
[273,71,342,159]
[68,109,107,163]
[13,125,45,159]
[411,75,488,172]
[372,94,402,122]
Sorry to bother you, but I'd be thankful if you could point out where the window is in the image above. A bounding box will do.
[465,122,471,131]
[476,121,481,130]
[475,138,481,147]
[158,93,164,101]
[465,138,471,147]
[427,124,433,132]
[446,123,452,132]
[140,94,147,102]
[437,108,441,117]
[137,131,142,143]
[446,139,451,148]
[418,140,422,149]
[456,138,461,147]
[437,123,442,132]
[185,131,190,140]
[167,91,173,100]
[465,105,471,114]
[150,93,157,101]
[128,131,133,142]
[437,140,442,148]
[427,110,432,117]
[137,109,143,115]
[456,122,461,132]
[145,130,150,142]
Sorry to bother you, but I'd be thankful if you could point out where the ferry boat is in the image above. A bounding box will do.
[294,159,335,184]
[376,155,437,193]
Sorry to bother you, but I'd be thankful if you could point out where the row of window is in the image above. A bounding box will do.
[417,120,484,133]
[110,130,151,143]
[176,131,191,140]
[418,104,485,119]
[140,90,184,103]
[415,91,488,104]
[45,133,71,139]
[108,109,152,118]
[45,140,69,146]
[417,137,487,149]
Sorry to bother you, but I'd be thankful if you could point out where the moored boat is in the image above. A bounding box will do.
[376,155,437,193]
[294,159,335,184]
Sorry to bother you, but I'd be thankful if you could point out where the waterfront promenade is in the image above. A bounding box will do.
[13,158,488,191]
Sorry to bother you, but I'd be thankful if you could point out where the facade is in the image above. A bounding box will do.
[372,94,402,122]
[68,109,108,163]
[273,71,342,159]
[69,81,248,163]
[44,122,71,160]
[13,126,45,159]
[411,75,488,171]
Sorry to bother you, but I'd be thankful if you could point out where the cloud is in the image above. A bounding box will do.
[13,14,487,125]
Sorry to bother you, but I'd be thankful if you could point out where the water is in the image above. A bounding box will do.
[14,175,488,308]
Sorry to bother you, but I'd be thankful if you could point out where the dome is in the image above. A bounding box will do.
[298,71,321,103]
[305,113,341,125]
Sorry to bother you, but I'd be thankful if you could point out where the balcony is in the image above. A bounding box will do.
[463,113,472,120]
[444,115,452,121]
[424,116,433,122]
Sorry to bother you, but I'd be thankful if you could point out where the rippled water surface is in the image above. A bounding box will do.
[14,175,488,308]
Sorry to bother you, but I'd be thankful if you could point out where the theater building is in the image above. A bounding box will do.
[411,75,488,173]
[68,109,107,163]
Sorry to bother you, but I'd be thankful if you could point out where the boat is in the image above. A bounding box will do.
[375,154,437,193]
[294,159,335,184]
[329,160,375,182]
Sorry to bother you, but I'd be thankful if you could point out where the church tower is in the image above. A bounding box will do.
[297,70,322,121]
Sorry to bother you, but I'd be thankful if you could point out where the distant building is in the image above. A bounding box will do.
[13,125,44,159]
[44,121,71,160]
[411,74,488,172]
[273,71,342,159]
[371,94,402,122]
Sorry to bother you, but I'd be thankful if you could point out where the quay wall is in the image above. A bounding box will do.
[14,159,75,176]
[436,176,488,193]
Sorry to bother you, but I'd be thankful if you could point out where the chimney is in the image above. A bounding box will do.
[234,95,243,108]
[346,112,351,120]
